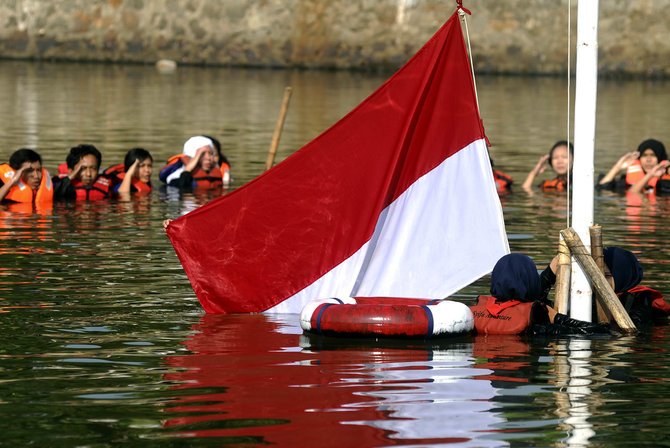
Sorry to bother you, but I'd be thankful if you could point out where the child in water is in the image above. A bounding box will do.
[522,140,574,192]
[103,148,154,196]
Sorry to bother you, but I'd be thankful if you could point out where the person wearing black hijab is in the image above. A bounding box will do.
[471,253,609,335]
[597,138,668,191]
[603,247,670,328]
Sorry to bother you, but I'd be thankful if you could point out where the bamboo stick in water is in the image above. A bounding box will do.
[589,225,611,324]
[554,238,571,315]
[560,227,637,333]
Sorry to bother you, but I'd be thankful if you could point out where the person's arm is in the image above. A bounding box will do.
[117,160,138,195]
[522,154,549,191]
[0,164,27,201]
[629,160,670,194]
[598,151,638,185]
[52,175,76,200]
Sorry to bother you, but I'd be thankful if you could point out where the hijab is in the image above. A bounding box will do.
[637,139,668,162]
[603,247,643,294]
[490,253,542,302]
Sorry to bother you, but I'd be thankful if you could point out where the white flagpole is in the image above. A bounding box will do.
[570,0,599,321]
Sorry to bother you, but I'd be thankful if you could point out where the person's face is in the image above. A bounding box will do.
[197,146,215,172]
[77,154,100,187]
[134,158,153,184]
[21,161,43,191]
[639,148,659,172]
[550,145,572,176]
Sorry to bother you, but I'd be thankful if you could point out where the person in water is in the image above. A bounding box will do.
[0,148,53,204]
[597,138,668,191]
[103,147,154,196]
[53,144,111,201]
[603,247,670,328]
[522,140,574,192]
[203,135,231,187]
[159,136,225,191]
[470,253,609,335]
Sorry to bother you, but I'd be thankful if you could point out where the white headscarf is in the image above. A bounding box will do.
[183,136,214,158]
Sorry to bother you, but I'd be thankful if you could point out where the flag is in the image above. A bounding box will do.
[167,11,509,314]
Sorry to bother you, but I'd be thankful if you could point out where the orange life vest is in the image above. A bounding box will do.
[625,159,659,189]
[162,154,225,189]
[102,163,152,194]
[493,169,513,192]
[539,176,567,191]
[0,164,53,203]
[58,174,111,201]
[470,296,544,334]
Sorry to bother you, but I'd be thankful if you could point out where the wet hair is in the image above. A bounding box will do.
[124,147,153,172]
[548,140,574,168]
[202,135,230,166]
[66,144,102,169]
[636,139,667,162]
[9,148,42,170]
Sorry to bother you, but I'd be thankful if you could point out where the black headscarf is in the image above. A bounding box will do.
[603,247,643,294]
[637,139,668,162]
[490,253,542,302]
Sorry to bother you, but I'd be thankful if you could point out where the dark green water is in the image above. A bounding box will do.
[1,60,670,447]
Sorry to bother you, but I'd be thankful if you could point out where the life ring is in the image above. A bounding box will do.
[299,297,474,338]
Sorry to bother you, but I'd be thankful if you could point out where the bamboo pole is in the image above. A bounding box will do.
[554,238,571,315]
[589,225,610,324]
[264,86,293,172]
[560,227,637,333]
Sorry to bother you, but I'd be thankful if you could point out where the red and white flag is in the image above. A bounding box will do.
[167,11,509,314]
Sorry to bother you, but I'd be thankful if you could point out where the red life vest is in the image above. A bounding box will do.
[0,164,53,203]
[625,159,659,189]
[58,174,111,200]
[493,169,513,192]
[625,286,670,316]
[470,296,541,334]
[162,155,225,189]
[539,176,567,191]
[102,163,152,194]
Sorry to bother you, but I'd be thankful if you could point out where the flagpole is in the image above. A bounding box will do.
[570,0,599,322]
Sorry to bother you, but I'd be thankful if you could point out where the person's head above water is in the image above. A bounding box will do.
[603,247,643,294]
[182,136,216,172]
[636,139,667,173]
[548,140,574,176]
[490,253,542,302]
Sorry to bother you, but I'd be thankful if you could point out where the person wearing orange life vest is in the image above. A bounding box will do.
[603,247,670,328]
[0,148,53,204]
[159,136,226,191]
[103,148,153,197]
[470,253,609,335]
[53,144,110,201]
[522,140,573,193]
[598,139,668,191]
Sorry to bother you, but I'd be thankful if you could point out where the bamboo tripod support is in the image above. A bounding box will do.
[589,225,611,324]
[560,227,637,333]
[554,238,571,315]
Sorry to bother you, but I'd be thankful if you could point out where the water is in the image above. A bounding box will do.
[1,59,670,447]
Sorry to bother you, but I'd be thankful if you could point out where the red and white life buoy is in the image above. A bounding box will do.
[299,297,474,338]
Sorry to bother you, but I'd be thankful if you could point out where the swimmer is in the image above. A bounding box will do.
[522,141,574,192]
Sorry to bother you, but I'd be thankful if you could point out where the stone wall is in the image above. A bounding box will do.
[1,0,669,77]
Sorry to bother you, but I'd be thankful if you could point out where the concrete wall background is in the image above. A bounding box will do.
[0,0,668,77]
